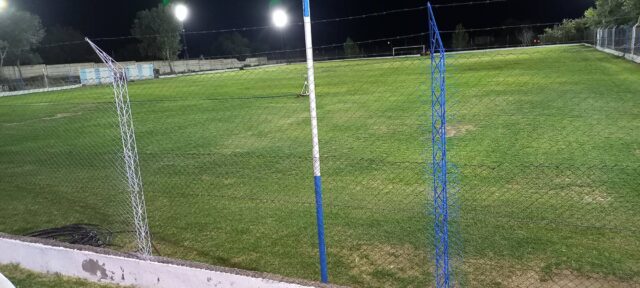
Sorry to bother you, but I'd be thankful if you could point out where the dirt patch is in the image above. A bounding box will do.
[342,243,427,287]
[447,124,475,137]
[4,112,82,126]
[463,260,639,288]
[548,175,612,204]
[578,190,611,204]
[559,185,612,205]
[42,112,82,120]
[505,270,638,288]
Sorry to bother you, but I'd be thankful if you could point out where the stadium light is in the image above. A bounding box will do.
[173,3,190,60]
[0,0,8,13]
[174,3,189,22]
[272,9,289,29]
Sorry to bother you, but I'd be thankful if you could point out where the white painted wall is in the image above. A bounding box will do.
[0,272,16,288]
[0,58,269,80]
[0,237,323,288]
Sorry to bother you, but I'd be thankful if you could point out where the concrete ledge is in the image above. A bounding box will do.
[595,46,640,64]
[0,233,335,288]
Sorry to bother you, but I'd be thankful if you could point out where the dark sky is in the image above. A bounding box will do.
[13,0,596,58]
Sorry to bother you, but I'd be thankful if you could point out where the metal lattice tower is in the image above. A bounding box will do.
[428,3,451,288]
[86,38,153,257]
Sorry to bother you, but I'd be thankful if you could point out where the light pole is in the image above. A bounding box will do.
[174,3,189,60]
[272,8,289,62]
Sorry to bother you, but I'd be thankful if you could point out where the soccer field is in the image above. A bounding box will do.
[0,45,639,287]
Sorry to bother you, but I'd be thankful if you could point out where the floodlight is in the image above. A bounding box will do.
[0,0,8,12]
[174,3,189,22]
[272,9,289,29]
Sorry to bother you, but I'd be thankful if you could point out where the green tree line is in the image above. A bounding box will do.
[542,0,640,43]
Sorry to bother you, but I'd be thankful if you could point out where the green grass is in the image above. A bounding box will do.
[0,264,127,288]
[0,45,639,287]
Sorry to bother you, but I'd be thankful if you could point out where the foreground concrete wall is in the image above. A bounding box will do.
[595,46,640,64]
[0,58,268,80]
[0,234,329,288]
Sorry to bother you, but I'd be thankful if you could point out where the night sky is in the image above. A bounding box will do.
[13,0,596,58]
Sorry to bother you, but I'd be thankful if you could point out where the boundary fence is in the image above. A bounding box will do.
[1,1,639,288]
[596,24,640,63]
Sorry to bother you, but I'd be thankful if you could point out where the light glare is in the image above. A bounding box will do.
[272,9,289,29]
[174,3,189,22]
[0,0,8,12]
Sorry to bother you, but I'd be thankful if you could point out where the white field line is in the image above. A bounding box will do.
[0,84,82,98]
[159,68,241,79]
[448,43,584,55]
[315,44,587,64]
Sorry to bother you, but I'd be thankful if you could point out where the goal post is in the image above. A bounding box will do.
[392,45,426,56]
[85,38,153,257]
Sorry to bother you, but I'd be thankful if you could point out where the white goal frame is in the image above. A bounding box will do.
[392,45,426,56]
[86,38,152,257]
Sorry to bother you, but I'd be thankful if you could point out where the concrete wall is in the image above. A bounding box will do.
[596,46,640,63]
[0,58,269,80]
[0,234,332,288]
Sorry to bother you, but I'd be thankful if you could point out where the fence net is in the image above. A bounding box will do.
[447,44,640,287]
[636,25,640,56]
[0,39,434,287]
[0,58,140,251]
[597,25,640,57]
[1,2,640,288]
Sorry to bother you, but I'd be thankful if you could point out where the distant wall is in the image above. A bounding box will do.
[0,57,269,80]
[80,64,155,85]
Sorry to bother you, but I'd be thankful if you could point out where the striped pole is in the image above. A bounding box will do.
[302,0,329,283]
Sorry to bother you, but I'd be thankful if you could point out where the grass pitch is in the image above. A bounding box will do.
[0,45,639,287]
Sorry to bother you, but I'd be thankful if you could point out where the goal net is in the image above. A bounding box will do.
[392,45,426,57]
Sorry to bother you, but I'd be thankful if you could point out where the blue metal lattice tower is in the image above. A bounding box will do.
[428,3,451,288]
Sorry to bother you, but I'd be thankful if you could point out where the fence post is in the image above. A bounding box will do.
[301,0,329,283]
[612,26,617,50]
[43,65,49,89]
[428,3,451,288]
[632,24,638,56]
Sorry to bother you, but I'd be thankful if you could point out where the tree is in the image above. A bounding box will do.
[517,27,535,46]
[0,9,45,76]
[343,37,361,57]
[211,32,251,60]
[131,4,182,71]
[543,0,640,43]
[115,43,144,62]
[39,26,95,64]
[585,0,639,27]
[542,18,590,43]
[452,24,470,50]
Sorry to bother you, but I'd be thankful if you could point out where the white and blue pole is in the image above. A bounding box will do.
[302,0,329,283]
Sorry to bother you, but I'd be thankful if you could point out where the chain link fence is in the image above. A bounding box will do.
[597,24,640,59]
[0,38,434,287]
[1,3,640,288]
[447,44,640,287]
